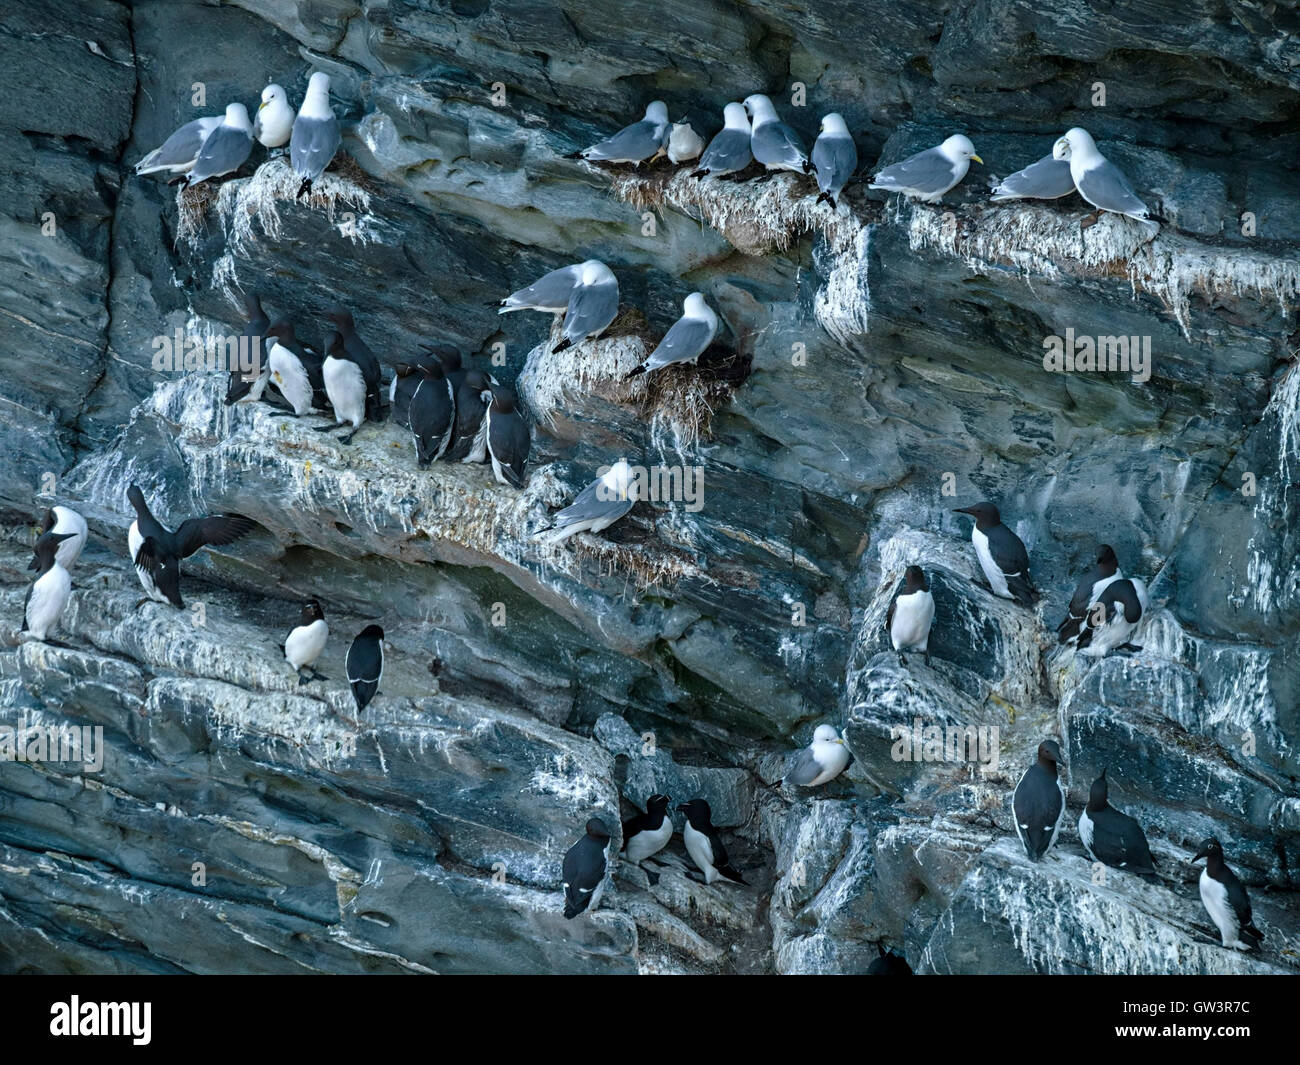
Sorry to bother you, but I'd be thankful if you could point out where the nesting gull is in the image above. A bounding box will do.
[869,134,982,202]
[134,115,222,177]
[540,459,638,544]
[989,153,1075,202]
[625,292,717,377]
[667,120,705,164]
[253,84,295,149]
[577,101,669,165]
[498,264,582,316]
[182,103,253,187]
[690,102,752,180]
[552,260,619,354]
[812,112,858,209]
[291,71,341,199]
[1052,127,1154,223]
[781,725,850,788]
[743,94,811,174]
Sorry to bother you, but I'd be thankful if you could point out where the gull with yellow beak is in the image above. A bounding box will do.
[781,725,851,788]
[253,84,295,149]
[869,133,983,203]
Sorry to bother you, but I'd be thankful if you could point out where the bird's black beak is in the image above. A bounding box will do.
[676,803,688,812]
[1191,846,1209,863]
[26,556,38,571]
[953,506,975,516]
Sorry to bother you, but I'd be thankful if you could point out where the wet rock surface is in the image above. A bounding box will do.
[1,0,1297,973]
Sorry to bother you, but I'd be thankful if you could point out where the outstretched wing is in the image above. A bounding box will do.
[173,515,258,558]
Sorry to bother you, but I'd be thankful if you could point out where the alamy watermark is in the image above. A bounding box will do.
[890,718,1000,771]
[1042,328,1151,383]
[0,716,104,772]
[596,463,704,512]
[151,329,262,376]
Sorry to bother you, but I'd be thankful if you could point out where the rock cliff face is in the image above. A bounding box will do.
[1,0,1297,974]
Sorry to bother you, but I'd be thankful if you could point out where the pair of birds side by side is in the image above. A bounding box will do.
[1012,740,1264,953]
[563,796,746,919]
[282,599,385,715]
[21,506,90,644]
[134,72,341,197]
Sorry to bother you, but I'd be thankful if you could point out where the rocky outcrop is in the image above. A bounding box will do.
[1,0,1297,973]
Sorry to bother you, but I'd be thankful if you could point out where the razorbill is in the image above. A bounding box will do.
[781,724,851,788]
[327,310,385,422]
[1056,544,1121,644]
[1078,769,1157,880]
[1012,739,1066,861]
[1053,127,1155,224]
[182,103,253,187]
[318,331,375,444]
[1075,577,1148,657]
[552,260,619,354]
[264,320,325,417]
[290,71,341,199]
[346,624,384,714]
[225,292,271,406]
[625,292,718,378]
[886,565,935,667]
[954,501,1037,606]
[562,818,613,918]
[869,134,982,203]
[575,101,669,165]
[34,506,87,571]
[447,369,495,462]
[387,349,440,431]
[539,459,637,544]
[484,386,530,488]
[408,362,456,467]
[1192,838,1264,951]
[812,112,858,209]
[22,532,75,643]
[126,484,257,609]
[284,600,329,685]
[678,798,746,885]
[253,84,295,149]
[622,794,674,863]
[690,102,752,180]
[742,94,811,175]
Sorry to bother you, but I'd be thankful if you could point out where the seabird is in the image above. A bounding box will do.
[33,506,87,571]
[134,115,222,177]
[326,310,386,423]
[690,102,752,180]
[408,361,456,467]
[284,599,329,685]
[388,350,440,431]
[812,112,858,209]
[1075,577,1148,657]
[126,484,257,609]
[264,320,326,417]
[678,798,746,885]
[1192,838,1264,951]
[666,120,705,164]
[447,369,495,462]
[576,101,669,165]
[498,264,582,317]
[622,793,674,864]
[869,134,982,203]
[887,565,935,667]
[1012,739,1066,861]
[22,532,75,643]
[1057,544,1122,644]
[484,386,530,488]
[290,71,341,199]
[743,94,812,175]
[781,724,850,788]
[989,153,1076,202]
[1052,127,1154,224]
[253,84,295,149]
[346,624,384,714]
[1078,769,1157,880]
[551,260,619,354]
[182,103,254,187]
[562,818,613,918]
[953,501,1037,606]
[539,459,637,544]
[224,291,271,406]
[625,292,718,377]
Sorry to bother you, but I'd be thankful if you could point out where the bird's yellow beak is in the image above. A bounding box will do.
[259,102,268,111]
[971,154,983,164]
